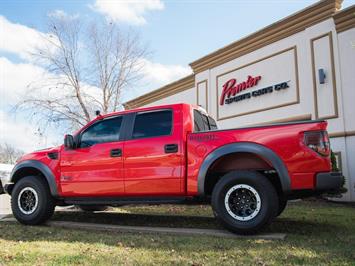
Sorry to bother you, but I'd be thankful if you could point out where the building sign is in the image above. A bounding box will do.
[220,75,261,105]
[216,47,299,120]
[220,77,290,105]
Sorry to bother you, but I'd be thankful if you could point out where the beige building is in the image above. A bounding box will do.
[124,0,355,202]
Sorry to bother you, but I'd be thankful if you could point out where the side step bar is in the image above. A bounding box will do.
[63,196,192,206]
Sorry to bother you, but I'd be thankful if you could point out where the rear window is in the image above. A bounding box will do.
[194,110,218,132]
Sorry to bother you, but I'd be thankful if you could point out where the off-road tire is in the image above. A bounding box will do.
[276,197,287,217]
[77,205,108,212]
[211,170,279,234]
[11,176,55,225]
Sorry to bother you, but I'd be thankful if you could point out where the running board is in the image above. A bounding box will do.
[62,196,192,206]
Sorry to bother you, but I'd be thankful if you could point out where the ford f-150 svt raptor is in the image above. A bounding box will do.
[3,103,343,234]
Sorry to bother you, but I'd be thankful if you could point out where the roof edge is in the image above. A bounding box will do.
[333,3,355,32]
[124,74,195,109]
[189,0,343,73]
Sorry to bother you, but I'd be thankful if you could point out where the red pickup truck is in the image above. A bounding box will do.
[4,103,343,234]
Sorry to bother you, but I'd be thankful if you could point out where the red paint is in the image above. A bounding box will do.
[60,141,125,196]
[123,106,184,196]
[16,103,332,198]
[220,75,261,105]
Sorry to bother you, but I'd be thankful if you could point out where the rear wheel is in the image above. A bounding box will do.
[77,205,108,212]
[276,197,287,217]
[11,176,55,225]
[212,170,278,234]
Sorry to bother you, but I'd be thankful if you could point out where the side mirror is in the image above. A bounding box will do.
[64,134,75,149]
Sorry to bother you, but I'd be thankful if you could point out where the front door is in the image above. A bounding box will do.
[60,115,125,197]
[124,108,184,196]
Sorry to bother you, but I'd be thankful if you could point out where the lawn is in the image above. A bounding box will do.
[0,200,354,265]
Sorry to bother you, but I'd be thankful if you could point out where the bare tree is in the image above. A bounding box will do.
[16,16,147,132]
[0,143,24,164]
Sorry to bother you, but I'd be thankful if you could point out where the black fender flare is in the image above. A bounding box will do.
[10,160,59,197]
[197,142,291,195]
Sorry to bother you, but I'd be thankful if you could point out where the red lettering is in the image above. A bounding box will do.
[220,75,262,105]
[220,79,236,105]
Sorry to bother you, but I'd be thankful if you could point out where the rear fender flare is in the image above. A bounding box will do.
[197,142,291,195]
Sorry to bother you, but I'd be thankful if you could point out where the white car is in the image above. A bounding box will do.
[0,164,13,194]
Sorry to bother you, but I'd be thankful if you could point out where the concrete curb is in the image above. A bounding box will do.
[47,220,287,240]
[0,215,14,221]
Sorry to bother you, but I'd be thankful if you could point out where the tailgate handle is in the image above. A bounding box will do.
[110,149,122,157]
[165,144,178,153]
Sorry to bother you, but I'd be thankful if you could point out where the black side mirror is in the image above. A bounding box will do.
[64,134,75,149]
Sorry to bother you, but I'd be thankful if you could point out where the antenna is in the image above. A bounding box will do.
[95,110,101,116]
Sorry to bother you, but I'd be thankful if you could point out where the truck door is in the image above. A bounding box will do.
[124,108,184,195]
[60,115,125,197]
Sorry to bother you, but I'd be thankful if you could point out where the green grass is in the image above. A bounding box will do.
[0,200,355,265]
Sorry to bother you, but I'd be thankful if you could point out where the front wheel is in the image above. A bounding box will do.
[212,170,279,234]
[11,176,55,225]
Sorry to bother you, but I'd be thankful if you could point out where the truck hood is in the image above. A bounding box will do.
[18,146,61,162]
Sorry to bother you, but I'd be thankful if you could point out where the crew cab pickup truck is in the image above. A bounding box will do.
[3,103,343,234]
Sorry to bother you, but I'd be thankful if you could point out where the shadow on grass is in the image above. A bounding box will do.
[50,210,344,237]
[52,211,220,229]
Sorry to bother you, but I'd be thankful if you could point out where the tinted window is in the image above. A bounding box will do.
[208,116,218,130]
[194,110,206,132]
[194,110,218,132]
[80,116,122,148]
[132,110,172,139]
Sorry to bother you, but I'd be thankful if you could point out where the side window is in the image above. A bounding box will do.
[132,110,172,139]
[194,110,205,132]
[80,116,123,148]
[208,116,218,130]
[194,109,218,132]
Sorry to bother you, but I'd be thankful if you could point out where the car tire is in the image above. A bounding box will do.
[211,170,279,234]
[11,176,55,225]
[77,205,108,212]
[276,197,287,217]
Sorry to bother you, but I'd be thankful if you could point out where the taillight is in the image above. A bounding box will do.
[304,131,330,157]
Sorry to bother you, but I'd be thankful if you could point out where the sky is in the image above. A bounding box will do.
[0,0,354,152]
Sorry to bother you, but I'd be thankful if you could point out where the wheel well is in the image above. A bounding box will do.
[204,152,283,196]
[9,167,48,194]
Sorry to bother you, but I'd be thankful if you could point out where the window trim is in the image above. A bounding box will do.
[126,109,174,141]
[77,115,125,148]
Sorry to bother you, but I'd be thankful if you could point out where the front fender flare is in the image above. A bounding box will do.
[197,142,291,195]
[10,160,59,197]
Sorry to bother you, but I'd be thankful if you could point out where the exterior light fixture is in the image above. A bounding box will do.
[318,69,326,84]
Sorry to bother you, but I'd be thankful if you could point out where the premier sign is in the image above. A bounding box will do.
[220,75,261,105]
[221,76,290,105]
[216,47,299,120]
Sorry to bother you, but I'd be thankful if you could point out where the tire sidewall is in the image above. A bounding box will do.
[11,176,52,224]
[212,171,278,233]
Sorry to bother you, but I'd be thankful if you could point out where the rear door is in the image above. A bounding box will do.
[124,108,184,195]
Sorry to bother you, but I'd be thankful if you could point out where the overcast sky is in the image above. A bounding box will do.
[1,0,354,152]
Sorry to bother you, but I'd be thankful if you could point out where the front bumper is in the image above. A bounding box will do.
[315,172,343,191]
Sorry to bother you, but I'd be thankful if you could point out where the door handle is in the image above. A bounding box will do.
[164,144,178,153]
[110,149,122,157]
